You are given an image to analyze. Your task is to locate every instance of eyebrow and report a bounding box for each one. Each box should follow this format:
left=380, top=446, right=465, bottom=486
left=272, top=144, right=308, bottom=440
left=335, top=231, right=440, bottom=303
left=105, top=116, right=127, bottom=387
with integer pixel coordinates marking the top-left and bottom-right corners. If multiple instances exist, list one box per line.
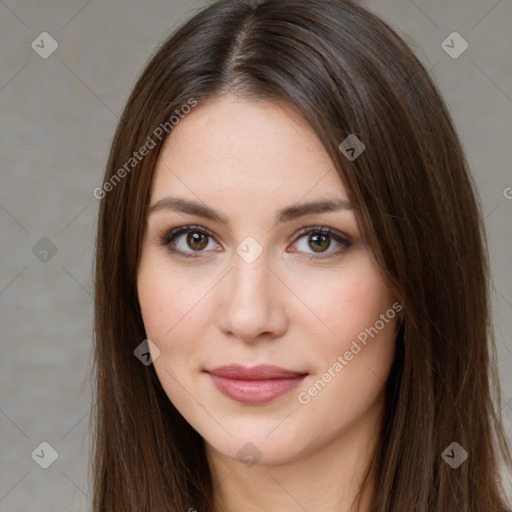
left=148, top=196, right=354, bottom=226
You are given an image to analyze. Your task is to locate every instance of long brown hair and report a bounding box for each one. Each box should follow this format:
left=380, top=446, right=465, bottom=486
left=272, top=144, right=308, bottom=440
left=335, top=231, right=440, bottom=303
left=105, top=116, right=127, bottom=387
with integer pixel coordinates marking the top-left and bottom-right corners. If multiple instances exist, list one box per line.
left=91, top=0, right=512, bottom=510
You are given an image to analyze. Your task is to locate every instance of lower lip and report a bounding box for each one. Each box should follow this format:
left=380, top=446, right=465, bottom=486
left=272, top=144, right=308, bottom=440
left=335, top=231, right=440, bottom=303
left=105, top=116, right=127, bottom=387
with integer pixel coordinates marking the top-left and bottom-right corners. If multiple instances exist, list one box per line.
left=208, top=374, right=306, bottom=404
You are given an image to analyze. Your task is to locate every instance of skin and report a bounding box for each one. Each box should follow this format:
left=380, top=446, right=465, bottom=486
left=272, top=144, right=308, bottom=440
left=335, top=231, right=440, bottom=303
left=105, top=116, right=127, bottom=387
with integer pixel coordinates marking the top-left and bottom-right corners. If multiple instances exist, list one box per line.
left=137, top=94, right=399, bottom=512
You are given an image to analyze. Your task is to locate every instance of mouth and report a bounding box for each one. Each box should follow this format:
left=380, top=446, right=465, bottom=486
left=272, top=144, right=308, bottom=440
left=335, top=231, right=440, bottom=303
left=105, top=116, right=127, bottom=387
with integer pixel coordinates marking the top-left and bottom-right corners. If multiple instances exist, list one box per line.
left=204, top=364, right=308, bottom=405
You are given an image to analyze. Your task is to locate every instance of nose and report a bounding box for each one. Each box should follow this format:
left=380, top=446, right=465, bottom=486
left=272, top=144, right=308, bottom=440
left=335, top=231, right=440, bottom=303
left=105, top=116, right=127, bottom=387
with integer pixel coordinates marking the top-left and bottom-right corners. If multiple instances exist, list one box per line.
left=216, top=250, right=289, bottom=343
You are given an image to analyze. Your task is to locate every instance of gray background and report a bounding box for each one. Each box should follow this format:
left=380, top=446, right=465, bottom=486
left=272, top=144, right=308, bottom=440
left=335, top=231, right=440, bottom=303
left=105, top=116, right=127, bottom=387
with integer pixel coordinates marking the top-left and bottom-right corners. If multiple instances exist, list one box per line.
left=0, top=0, right=511, bottom=510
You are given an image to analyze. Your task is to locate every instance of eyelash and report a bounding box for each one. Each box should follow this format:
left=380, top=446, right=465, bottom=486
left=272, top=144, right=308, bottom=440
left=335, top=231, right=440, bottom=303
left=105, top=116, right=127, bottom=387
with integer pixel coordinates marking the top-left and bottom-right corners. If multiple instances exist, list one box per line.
left=158, top=225, right=353, bottom=260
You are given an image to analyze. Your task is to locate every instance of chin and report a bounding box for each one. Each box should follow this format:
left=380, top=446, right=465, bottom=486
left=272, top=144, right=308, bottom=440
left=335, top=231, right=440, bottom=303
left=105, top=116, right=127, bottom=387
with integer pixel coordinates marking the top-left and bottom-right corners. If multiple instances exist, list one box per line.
left=202, top=418, right=322, bottom=467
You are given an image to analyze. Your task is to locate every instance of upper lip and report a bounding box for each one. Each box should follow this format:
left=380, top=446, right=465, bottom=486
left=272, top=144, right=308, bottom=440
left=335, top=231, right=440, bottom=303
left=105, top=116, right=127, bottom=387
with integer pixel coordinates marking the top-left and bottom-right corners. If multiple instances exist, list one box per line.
left=206, top=364, right=307, bottom=380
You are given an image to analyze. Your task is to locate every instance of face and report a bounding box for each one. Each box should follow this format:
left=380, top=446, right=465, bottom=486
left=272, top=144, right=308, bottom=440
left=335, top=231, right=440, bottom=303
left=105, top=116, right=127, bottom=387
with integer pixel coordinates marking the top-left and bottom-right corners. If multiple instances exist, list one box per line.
left=137, top=94, right=399, bottom=466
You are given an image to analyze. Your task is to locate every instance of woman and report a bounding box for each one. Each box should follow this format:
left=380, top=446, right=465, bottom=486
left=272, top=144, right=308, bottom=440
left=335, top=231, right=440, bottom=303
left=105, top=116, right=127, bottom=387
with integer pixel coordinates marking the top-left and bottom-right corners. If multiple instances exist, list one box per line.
left=92, top=0, right=512, bottom=510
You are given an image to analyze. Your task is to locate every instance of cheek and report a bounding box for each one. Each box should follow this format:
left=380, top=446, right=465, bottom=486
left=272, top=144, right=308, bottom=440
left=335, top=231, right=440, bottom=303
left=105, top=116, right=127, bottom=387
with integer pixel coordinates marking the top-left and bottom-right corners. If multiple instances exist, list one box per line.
left=289, top=257, right=394, bottom=346
left=294, top=262, right=397, bottom=428
left=292, top=257, right=398, bottom=402
left=137, top=259, right=210, bottom=342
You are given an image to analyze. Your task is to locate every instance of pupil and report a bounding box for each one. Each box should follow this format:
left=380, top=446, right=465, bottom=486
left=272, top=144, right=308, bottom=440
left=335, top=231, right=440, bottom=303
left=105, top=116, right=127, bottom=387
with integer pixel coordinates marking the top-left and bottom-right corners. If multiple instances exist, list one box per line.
left=188, top=232, right=207, bottom=250
left=310, top=234, right=330, bottom=252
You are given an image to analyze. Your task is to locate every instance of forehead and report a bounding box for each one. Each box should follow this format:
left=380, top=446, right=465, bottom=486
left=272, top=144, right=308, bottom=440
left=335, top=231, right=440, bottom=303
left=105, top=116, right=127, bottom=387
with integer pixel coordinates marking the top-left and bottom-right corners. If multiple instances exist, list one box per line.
left=150, top=94, right=349, bottom=207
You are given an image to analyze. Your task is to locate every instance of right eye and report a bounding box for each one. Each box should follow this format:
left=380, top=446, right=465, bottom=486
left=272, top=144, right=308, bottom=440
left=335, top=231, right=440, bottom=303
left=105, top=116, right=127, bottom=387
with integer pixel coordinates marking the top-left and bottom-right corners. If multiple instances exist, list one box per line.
left=159, top=225, right=220, bottom=259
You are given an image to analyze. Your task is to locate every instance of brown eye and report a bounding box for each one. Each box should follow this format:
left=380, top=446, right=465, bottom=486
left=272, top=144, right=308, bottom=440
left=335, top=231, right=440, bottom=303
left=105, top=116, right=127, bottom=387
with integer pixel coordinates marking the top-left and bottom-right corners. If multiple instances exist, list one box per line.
left=160, top=225, right=218, bottom=259
left=308, top=233, right=331, bottom=252
left=292, top=226, right=352, bottom=258
left=187, top=232, right=209, bottom=251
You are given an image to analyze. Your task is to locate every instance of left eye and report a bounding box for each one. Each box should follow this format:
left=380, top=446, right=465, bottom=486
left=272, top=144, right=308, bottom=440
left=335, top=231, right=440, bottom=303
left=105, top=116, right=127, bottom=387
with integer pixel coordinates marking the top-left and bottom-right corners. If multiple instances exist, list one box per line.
left=291, top=227, right=352, bottom=257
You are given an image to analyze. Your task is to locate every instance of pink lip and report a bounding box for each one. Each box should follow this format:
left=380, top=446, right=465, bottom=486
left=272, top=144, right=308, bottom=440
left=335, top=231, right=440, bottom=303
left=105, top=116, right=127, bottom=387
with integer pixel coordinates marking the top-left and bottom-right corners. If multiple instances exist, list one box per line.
left=206, top=364, right=307, bottom=404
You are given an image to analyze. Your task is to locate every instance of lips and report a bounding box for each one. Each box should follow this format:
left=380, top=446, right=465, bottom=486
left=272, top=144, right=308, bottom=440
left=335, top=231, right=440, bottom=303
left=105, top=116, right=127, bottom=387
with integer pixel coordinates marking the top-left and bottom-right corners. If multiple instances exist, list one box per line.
left=205, top=364, right=307, bottom=404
